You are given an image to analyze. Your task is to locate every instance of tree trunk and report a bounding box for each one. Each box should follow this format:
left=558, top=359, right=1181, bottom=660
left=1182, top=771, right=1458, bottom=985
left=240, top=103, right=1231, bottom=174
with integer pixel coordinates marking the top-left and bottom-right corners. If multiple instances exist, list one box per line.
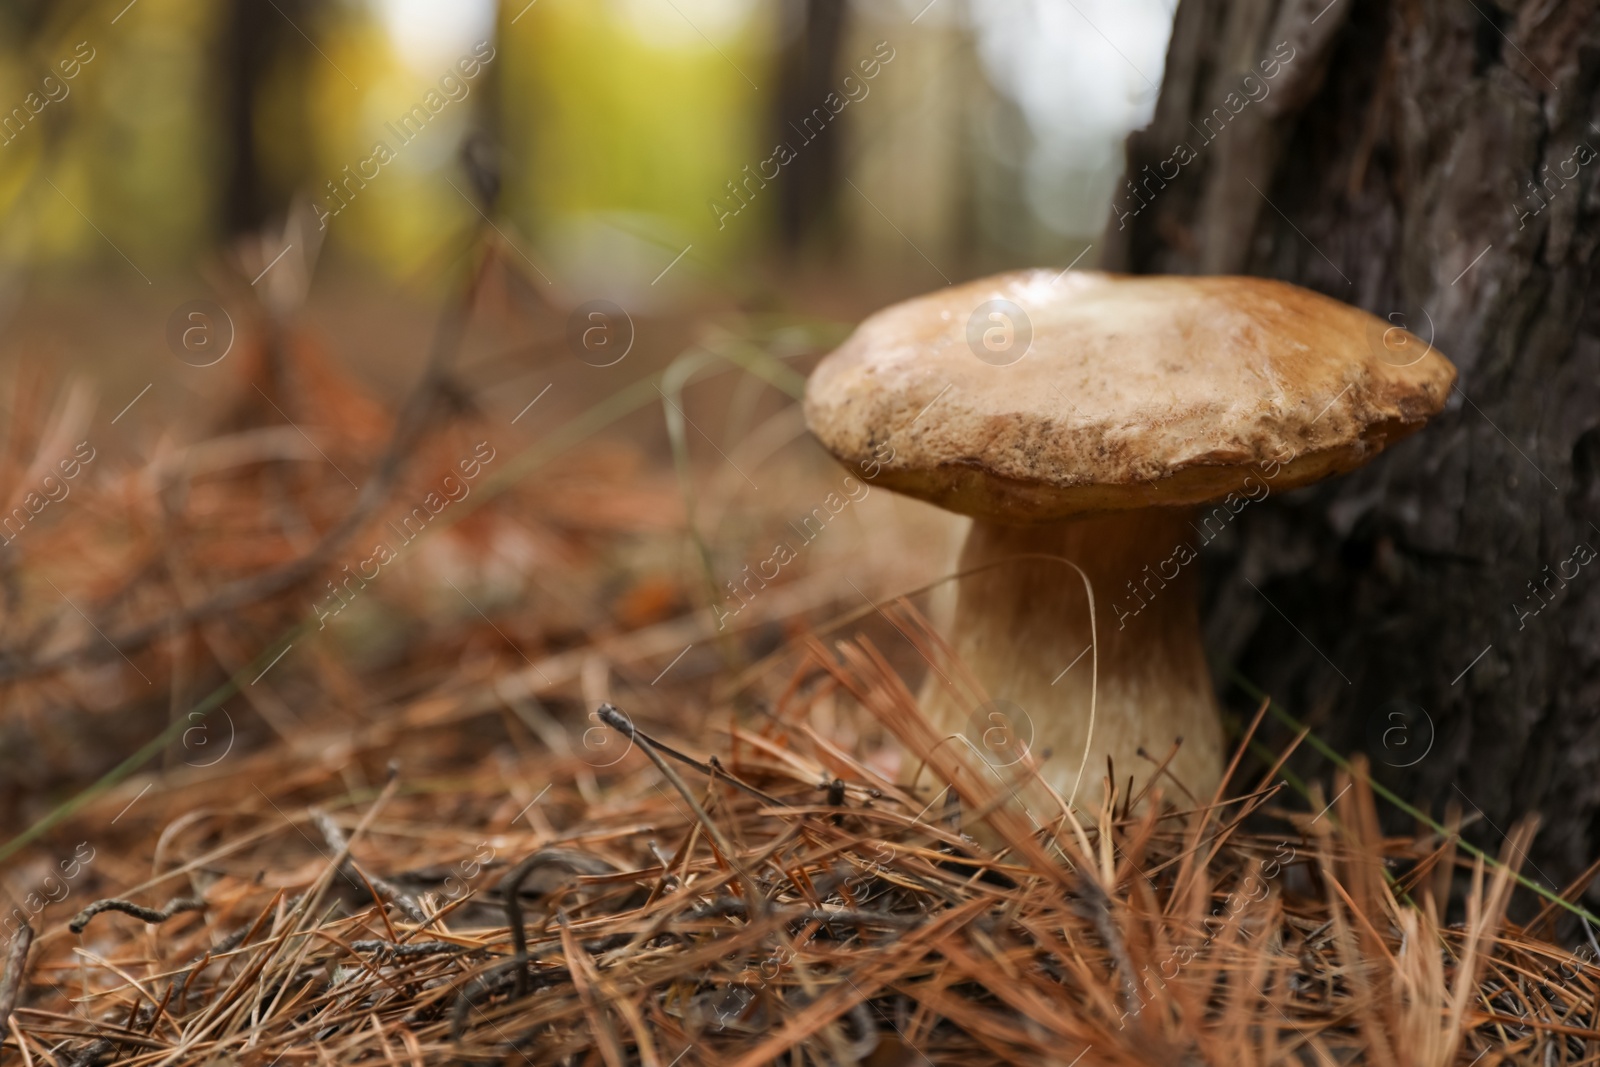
left=773, top=0, right=849, bottom=249
left=219, top=0, right=312, bottom=236
left=1103, top=0, right=1600, bottom=895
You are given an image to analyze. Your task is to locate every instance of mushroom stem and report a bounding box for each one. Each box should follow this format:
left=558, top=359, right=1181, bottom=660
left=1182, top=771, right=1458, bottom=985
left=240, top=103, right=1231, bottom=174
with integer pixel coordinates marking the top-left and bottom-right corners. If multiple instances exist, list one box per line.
left=919, top=508, right=1225, bottom=808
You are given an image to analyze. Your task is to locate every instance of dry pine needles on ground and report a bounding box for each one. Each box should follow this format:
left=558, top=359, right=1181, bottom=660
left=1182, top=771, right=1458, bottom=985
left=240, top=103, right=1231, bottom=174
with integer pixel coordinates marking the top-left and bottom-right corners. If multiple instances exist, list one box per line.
left=4, top=238, right=1599, bottom=1065
left=6, top=625, right=1600, bottom=1067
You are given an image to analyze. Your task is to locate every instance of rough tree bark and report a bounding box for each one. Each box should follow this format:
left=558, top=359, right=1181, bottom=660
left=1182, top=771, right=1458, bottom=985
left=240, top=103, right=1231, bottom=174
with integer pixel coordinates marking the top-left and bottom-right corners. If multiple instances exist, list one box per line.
left=1103, top=0, right=1600, bottom=893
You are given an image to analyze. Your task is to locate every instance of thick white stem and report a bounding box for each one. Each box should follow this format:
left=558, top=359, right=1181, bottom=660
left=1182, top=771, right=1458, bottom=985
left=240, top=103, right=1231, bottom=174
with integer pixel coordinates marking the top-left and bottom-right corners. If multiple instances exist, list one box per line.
left=918, top=509, right=1225, bottom=809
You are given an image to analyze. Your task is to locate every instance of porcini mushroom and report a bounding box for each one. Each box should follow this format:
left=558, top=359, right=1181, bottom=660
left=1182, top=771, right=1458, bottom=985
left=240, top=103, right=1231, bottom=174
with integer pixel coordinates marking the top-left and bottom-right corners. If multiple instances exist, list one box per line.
left=803, top=270, right=1456, bottom=806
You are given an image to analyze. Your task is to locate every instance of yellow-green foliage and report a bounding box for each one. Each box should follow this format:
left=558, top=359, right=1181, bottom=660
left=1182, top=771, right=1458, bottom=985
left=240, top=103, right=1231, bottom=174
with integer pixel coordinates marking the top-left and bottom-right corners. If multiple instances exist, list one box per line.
left=500, top=0, right=774, bottom=274
left=306, top=12, right=487, bottom=276
left=0, top=0, right=219, bottom=270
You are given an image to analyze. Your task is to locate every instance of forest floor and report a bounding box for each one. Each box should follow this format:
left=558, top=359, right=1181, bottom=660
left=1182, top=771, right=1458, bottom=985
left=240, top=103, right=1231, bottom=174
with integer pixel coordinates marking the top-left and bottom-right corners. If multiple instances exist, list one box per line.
left=3, top=249, right=1599, bottom=1066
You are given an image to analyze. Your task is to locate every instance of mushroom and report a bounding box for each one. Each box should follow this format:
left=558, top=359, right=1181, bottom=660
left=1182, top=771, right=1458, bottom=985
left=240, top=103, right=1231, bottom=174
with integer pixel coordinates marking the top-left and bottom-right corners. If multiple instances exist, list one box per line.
left=803, top=270, right=1456, bottom=806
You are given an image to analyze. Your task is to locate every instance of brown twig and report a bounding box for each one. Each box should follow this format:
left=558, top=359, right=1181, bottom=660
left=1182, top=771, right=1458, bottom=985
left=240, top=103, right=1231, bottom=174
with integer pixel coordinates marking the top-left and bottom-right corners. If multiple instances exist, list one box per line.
left=68, top=897, right=204, bottom=936
left=0, top=922, right=33, bottom=1035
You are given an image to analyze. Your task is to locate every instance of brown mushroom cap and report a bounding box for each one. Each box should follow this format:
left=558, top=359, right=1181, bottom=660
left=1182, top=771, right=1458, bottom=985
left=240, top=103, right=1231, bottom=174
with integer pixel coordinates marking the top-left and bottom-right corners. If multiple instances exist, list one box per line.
left=804, top=270, right=1458, bottom=522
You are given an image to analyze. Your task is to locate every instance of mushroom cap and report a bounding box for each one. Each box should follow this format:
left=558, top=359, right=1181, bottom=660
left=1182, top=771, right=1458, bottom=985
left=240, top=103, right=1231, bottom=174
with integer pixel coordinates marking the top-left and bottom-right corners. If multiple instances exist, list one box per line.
left=804, top=270, right=1457, bottom=522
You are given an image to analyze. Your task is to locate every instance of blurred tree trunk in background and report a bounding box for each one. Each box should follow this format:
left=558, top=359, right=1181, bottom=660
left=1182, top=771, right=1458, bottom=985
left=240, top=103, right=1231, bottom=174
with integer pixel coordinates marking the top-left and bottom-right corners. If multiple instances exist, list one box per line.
left=1105, top=0, right=1600, bottom=896
left=0, top=3, right=52, bottom=52
left=220, top=0, right=311, bottom=235
left=773, top=0, right=848, bottom=248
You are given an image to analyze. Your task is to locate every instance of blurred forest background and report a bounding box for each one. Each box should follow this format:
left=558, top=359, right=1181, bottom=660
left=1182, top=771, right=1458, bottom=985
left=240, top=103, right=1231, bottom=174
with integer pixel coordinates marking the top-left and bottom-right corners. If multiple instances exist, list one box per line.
left=0, top=0, right=1173, bottom=334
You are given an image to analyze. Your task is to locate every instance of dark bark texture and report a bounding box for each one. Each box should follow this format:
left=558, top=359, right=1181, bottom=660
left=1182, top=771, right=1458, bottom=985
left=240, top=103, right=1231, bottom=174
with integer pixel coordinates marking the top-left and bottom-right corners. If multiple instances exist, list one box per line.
left=1104, top=0, right=1600, bottom=894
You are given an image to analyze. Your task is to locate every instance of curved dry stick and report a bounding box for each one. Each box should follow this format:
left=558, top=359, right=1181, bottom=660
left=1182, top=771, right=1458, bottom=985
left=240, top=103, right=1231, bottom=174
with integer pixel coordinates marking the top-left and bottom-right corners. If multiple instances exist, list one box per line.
left=68, top=896, right=204, bottom=935
left=499, top=848, right=618, bottom=996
